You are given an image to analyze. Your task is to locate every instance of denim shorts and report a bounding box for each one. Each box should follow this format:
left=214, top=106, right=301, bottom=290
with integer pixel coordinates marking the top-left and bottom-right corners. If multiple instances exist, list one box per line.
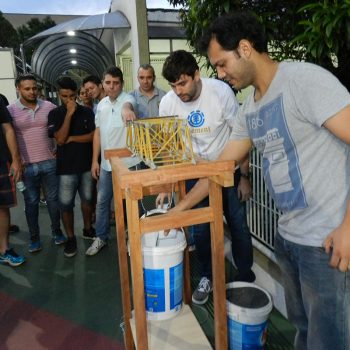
left=0, top=161, right=17, bottom=208
left=58, top=171, right=94, bottom=210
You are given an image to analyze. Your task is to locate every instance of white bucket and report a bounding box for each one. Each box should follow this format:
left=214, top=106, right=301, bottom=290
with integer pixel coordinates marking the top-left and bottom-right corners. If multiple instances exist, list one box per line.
left=226, top=282, right=273, bottom=350
left=141, top=209, right=187, bottom=321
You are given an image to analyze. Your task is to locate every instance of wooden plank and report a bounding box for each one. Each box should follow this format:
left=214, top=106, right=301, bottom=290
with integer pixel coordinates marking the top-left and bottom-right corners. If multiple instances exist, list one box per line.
left=111, top=157, right=236, bottom=188
left=111, top=174, right=134, bottom=349
left=209, top=179, right=228, bottom=350
left=130, top=305, right=212, bottom=349
left=126, top=194, right=148, bottom=349
left=105, top=147, right=132, bottom=159
left=209, top=172, right=234, bottom=187
left=179, top=180, right=192, bottom=305
left=140, top=207, right=214, bottom=234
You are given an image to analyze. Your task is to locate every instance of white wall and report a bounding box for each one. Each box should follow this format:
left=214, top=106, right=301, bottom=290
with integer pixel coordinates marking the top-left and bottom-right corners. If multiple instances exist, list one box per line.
left=0, top=49, right=17, bottom=103
left=111, top=0, right=149, bottom=87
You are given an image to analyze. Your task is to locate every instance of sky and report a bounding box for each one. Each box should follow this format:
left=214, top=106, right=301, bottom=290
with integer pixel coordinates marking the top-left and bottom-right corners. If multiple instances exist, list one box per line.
left=0, top=0, right=178, bottom=15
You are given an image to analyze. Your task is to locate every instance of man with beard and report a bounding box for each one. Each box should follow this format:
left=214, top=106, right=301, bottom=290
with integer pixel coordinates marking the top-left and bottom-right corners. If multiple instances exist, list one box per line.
left=7, top=74, right=65, bottom=253
left=157, top=50, right=255, bottom=305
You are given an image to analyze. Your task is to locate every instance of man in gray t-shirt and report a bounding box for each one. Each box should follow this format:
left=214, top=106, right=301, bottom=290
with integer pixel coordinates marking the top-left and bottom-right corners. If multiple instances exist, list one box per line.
left=130, top=64, right=166, bottom=118
left=176, top=12, right=350, bottom=350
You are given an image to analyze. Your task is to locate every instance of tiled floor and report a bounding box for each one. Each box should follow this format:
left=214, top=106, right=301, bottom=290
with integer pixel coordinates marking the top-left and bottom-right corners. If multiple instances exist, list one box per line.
left=0, top=195, right=295, bottom=349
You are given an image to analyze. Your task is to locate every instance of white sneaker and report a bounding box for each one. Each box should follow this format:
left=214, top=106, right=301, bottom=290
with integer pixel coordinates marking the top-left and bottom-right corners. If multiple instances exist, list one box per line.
left=85, top=237, right=106, bottom=256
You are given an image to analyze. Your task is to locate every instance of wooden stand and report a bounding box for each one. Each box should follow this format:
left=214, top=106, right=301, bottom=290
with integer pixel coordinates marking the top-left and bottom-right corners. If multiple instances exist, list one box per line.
left=106, top=148, right=235, bottom=350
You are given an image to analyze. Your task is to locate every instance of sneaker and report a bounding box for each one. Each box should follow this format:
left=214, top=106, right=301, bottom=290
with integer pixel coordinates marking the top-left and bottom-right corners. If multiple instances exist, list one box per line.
left=39, top=199, right=47, bottom=206
left=0, top=248, right=25, bottom=267
left=28, top=241, right=42, bottom=253
left=9, top=224, right=20, bottom=234
left=192, top=277, right=212, bottom=305
left=54, top=232, right=67, bottom=245
left=82, top=227, right=96, bottom=240
left=64, top=237, right=77, bottom=257
left=85, top=237, right=106, bottom=256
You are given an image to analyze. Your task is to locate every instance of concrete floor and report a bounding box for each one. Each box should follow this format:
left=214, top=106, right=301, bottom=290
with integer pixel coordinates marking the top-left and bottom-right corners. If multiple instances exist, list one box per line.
left=1, top=194, right=295, bottom=349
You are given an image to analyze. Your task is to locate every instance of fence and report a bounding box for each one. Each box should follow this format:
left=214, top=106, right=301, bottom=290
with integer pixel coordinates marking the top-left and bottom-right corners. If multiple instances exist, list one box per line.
left=247, top=147, right=281, bottom=262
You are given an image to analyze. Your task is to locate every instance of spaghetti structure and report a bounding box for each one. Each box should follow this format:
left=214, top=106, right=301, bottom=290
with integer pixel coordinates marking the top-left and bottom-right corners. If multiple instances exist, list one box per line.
left=126, top=116, right=196, bottom=169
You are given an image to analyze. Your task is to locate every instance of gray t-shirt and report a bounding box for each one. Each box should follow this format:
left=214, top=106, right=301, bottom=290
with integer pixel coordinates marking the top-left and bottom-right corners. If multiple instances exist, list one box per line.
left=231, top=61, right=350, bottom=246
left=130, top=86, right=166, bottom=118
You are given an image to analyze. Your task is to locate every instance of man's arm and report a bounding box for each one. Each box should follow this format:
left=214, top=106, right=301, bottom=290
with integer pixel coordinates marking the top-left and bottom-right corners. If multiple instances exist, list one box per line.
left=2, top=123, right=22, bottom=182
left=54, top=100, right=77, bottom=145
left=237, top=155, right=252, bottom=202
left=323, top=104, right=350, bottom=144
left=121, top=102, right=137, bottom=124
left=66, top=131, right=94, bottom=144
left=173, top=138, right=253, bottom=212
left=322, top=104, right=350, bottom=271
left=91, top=127, right=101, bottom=180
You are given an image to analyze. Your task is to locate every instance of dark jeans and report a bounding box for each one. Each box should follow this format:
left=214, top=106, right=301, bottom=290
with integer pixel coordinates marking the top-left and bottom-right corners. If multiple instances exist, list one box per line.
left=186, top=171, right=253, bottom=279
left=22, top=159, right=61, bottom=243
left=275, top=232, right=350, bottom=350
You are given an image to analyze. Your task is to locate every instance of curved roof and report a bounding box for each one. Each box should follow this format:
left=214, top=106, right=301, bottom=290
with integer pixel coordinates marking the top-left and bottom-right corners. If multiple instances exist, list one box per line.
left=31, top=31, right=114, bottom=86
left=26, top=12, right=130, bottom=44
left=27, top=11, right=130, bottom=86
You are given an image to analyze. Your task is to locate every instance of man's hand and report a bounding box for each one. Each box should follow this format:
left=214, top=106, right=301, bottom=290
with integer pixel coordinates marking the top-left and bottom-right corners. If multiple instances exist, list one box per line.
left=66, top=99, right=77, bottom=116
left=10, top=158, right=22, bottom=183
left=323, top=223, right=350, bottom=272
left=121, top=103, right=137, bottom=125
left=91, top=161, right=100, bottom=180
left=155, top=192, right=171, bottom=209
left=237, top=177, right=252, bottom=202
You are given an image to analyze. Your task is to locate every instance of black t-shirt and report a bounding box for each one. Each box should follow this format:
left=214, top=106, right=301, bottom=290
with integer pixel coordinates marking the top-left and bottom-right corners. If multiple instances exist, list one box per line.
left=48, top=104, right=95, bottom=175
left=0, top=97, right=12, bottom=162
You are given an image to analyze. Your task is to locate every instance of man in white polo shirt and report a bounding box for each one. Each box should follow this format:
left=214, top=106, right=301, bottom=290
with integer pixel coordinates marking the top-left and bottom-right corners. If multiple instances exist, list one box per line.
left=86, top=66, right=138, bottom=256
left=7, top=74, right=65, bottom=253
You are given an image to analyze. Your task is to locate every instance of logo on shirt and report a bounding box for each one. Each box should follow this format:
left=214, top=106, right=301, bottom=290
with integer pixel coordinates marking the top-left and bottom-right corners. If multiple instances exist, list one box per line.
left=188, top=110, right=204, bottom=127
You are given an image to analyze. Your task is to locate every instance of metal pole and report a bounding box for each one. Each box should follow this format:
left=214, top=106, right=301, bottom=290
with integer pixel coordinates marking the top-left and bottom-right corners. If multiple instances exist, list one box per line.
left=20, top=44, right=27, bottom=73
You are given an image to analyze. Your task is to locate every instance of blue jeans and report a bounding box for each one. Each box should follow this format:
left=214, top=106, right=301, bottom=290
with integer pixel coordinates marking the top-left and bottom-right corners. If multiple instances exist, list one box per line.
left=274, top=232, right=350, bottom=350
left=22, top=159, right=61, bottom=242
left=58, top=171, right=94, bottom=210
left=95, top=168, right=113, bottom=241
left=186, top=172, right=253, bottom=279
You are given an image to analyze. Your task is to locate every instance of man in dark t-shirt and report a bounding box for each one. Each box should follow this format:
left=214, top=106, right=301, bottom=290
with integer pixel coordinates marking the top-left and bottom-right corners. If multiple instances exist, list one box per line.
left=48, top=77, right=95, bottom=258
left=0, top=98, right=25, bottom=266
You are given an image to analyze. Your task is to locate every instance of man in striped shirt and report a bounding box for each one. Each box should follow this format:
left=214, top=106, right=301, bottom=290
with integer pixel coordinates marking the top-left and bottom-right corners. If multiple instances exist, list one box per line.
left=7, top=74, right=66, bottom=253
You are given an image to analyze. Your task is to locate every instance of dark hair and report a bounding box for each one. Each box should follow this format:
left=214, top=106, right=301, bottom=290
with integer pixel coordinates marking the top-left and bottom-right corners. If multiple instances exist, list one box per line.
left=82, top=75, right=102, bottom=86
left=162, top=50, right=199, bottom=83
left=56, top=76, right=77, bottom=91
left=15, top=73, right=37, bottom=87
left=138, top=64, right=155, bottom=77
left=103, top=66, right=124, bottom=82
left=198, top=12, right=267, bottom=54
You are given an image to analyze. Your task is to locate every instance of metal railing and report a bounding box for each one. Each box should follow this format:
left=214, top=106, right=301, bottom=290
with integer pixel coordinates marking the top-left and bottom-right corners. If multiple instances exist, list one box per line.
left=247, top=148, right=281, bottom=261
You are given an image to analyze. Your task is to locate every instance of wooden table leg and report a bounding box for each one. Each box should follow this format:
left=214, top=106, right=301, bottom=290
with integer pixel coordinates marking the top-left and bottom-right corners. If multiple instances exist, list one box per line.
left=112, top=176, right=134, bottom=349
left=209, top=179, right=228, bottom=350
left=126, top=192, right=148, bottom=349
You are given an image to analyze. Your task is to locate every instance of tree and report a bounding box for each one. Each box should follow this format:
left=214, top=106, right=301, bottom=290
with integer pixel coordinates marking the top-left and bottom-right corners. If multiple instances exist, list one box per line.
left=168, top=0, right=350, bottom=90
left=17, top=16, right=56, bottom=63
left=292, top=1, right=350, bottom=89
left=0, top=11, right=19, bottom=49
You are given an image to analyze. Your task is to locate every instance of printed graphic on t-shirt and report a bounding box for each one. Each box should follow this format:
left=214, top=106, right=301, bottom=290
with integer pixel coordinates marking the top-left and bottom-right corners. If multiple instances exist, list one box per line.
left=187, top=110, right=210, bottom=134
left=246, top=95, right=307, bottom=212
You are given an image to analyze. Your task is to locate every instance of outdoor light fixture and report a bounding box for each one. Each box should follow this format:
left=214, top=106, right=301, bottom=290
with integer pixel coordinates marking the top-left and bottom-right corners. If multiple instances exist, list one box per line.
left=67, top=31, right=75, bottom=36
left=71, top=60, right=77, bottom=65
left=69, top=48, right=77, bottom=54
